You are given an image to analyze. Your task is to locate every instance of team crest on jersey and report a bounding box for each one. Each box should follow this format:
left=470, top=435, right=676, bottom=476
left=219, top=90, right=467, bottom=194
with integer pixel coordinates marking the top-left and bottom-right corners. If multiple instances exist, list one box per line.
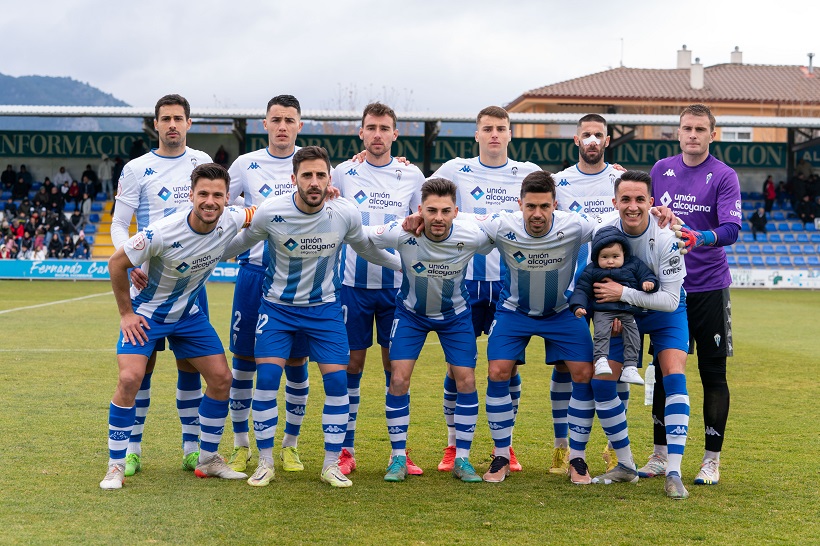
left=396, top=169, right=402, bottom=180
left=649, top=238, right=655, bottom=251
left=475, top=214, right=489, bottom=221
left=609, top=173, right=616, bottom=185
left=556, top=230, right=565, bottom=240
left=376, top=225, right=387, bottom=235
left=706, top=172, right=713, bottom=184
left=456, top=242, right=464, bottom=252
left=217, top=226, right=224, bottom=237
left=191, top=158, right=198, bottom=167
left=511, top=167, right=518, bottom=175
left=670, top=256, right=680, bottom=267
left=132, top=232, right=146, bottom=251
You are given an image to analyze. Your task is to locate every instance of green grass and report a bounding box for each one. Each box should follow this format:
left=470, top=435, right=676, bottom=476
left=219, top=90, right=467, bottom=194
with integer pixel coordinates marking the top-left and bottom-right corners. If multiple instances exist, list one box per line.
left=0, top=282, right=818, bottom=545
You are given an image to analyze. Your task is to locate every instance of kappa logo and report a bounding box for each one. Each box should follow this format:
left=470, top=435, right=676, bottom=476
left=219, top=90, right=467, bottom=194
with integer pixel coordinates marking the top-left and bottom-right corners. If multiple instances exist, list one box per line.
left=229, top=401, right=247, bottom=410
left=459, top=165, right=472, bottom=173
left=669, top=425, right=688, bottom=435
left=513, top=251, right=527, bottom=263
left=470, top=186, right=485, bottom=200
left=442, top=407, right=455, bottom=415
left=412, top=262, right=427, bottom=274
left=248, top=162, right=260, bottom=170
left=354, top=190, right=368, bottom=204
left=145, top=229, right=154, bottom=241
left=144, top=168, right=157, bottom=177
left=171, top=241, right=183, bottom=249
left=403, top=238, right=418, bottom=246
left=288, top=407, right=306, bottom=415
left=558, top=179, right=571, bottom=187
left=253, top=422, right=270, bottom=431
left=705, top=426, right=722, bottom=437
left=465, top=425, right=476, bottom=433
left=569, top=425, right=590, bottom=434
left=271, top=215, right=285, bottom=223
left=660, top=191, right=672, bottom=207
left=158, top=187, right=171, bottom=201
left=324, top=425, right=346, bottom=434
left=176, top=262, right=190, bottom=273
left=259, top=184, right=272, bottom=197
left=713, top=333, right=721, bottom=347
left=488, top=422, right=504, bottom=430
left=284, top=238, right=299, bottom=251
left=670, top=242, right=679, bottom=253
left=345, top=168, right=359, bottom=176
left=652, top=416, right=664, bottom=426
left=387, top=426, right=404, bottom=434
left=663, top=169, right=676, bottom=177
left=504, top=231, right=517, bottom=241
left=109, top=431, right=128, bottom=441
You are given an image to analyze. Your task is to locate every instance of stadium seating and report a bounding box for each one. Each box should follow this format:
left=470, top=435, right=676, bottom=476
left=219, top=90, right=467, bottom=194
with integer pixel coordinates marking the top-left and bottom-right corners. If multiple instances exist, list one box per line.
left=772, top=211, right=786, bottom=221
left=794, top=256, right=807, bottom=267
left=735, top=244, right=747, bottom=254
left=778, top=256, right=791, bottom=267
left=748, top=245, right=761, bottom=255
left=752, top=256, right=764, bottom=267
left=789, top=245, right=802, bottom=254
left=762, top=245, right=775, bottom=255
left=770, top=234, right=782, bottom=243
left=91, top=203, right=103, bottom=212
left=727, top=255, right=737, bottom=266
left=797, top=233, right=809, bottom=243
left=809, top=256, right=820, bottom=266
left=777, top=222, right=790, bottom=231
left=784, top=234, right=797, bottom=243
left=738, top=256, right=751, bottom=267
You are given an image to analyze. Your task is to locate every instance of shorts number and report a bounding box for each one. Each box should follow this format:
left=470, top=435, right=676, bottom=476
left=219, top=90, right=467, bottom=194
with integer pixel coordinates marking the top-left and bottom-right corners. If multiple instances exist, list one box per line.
left=487, top=319, right=497, bottom=337
left=390, top=318, right=400, bottom=340
left=232, top=311, right=242, bottom=332
left=255, top=313, right=269, bottom=335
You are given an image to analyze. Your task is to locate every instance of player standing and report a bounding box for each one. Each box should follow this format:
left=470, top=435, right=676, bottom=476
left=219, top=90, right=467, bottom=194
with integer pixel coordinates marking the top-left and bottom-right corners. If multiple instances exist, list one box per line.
left=100, top=163, right=252, bottom=489
left=643, top=104, right=741, bottom=487
left=430, top=106, right=541, bottom=472
left=110, top=94, right=211, bottom=476
left=331, top=102, right=424, bottom=475
left=224, top=95, right=312, bottom=474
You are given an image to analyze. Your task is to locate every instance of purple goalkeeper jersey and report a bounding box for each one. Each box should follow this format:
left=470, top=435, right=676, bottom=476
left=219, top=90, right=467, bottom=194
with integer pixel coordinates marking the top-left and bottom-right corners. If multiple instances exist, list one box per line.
left=651, top=154, right=741, bottom=293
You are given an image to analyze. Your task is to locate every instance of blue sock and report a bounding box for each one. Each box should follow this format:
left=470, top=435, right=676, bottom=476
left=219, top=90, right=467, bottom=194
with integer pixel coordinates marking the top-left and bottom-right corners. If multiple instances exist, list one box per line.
left=443, top=374, right=457, bottom=446
left=283, top=362, right=309, bottom=442
left=592, top=379, right=634, bottom=469
left=176, top=370, right=202, bottom=449
left=198, top=395, right=228, bottom=458
left=486, top=379, right=513, bottom=458
left=455, top=390, right=479, bottom=459
left=343, top=371, right=363, bottom=450
left=550, top=369, right=572, bottom=445
left=229, top=357, right=255, bottom=436
left=108, top=402, right=136, bottom=465
left=663, top=373, right=690, bottom=476
left=253, top=364, right=283, bottom=455
left=127, top=372, right=151, bottom=456
left=321, top=370, right=348, bottom=454
left=386, top=392, right=410, bottom=455
left=567, top=381, right=594, bottom=459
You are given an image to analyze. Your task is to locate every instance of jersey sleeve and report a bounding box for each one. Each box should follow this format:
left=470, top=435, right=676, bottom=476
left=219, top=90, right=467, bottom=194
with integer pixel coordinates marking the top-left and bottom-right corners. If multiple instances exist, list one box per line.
left=431, top=160, right=457, bottom=181
left=116, top=165, right=140, bottom=210
left=123, top=226, right=162, bottom=267
left=365, top=220, right=403, bottom=249
left=716, top=170, right=742, bottom=226
left=228, top=158, right=247, bottom=206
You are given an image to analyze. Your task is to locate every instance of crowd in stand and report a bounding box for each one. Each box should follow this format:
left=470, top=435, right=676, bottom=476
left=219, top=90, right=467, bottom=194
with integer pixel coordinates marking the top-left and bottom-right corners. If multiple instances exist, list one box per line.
left=0, top=160, right=122, bottom=260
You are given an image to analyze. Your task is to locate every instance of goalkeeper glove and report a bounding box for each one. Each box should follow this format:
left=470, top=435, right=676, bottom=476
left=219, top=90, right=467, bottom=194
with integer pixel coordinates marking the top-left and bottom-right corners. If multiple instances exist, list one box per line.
left=676, top=225, right=716, bottom=254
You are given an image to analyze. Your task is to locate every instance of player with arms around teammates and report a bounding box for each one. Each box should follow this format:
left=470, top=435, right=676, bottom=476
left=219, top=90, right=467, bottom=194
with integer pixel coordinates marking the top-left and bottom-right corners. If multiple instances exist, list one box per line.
left=430, top=106, right=541, bottom=472
left=224, top=95, right=313, bottom=475
left=331, top=102, right=424, bottom=476
left=110, top=94, right=212, bottom=477
left=101, top=163, right=254, bottom=490
left=645, top=104, right=741, bottom=487
left=225, top=146, right=401, bottom=488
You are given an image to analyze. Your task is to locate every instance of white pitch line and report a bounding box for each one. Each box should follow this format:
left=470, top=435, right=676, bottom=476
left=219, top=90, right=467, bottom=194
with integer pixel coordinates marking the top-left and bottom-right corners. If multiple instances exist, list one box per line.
left=0, top=348, right=116, bottom=353
left=0, top=291, right=112, bottom=315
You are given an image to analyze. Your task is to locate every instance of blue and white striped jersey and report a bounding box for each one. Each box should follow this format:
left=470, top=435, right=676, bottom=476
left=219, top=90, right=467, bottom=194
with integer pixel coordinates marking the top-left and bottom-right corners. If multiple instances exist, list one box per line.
left=123, top=206, right=253, bottom=323
left=553, top=163, right=619, bottom=222
left=368, top=218, right=494, bottom=320
left=432, top=156, right=541, bottom=282
left=472, top=210, right=593, bottom=316
left=244, top=192, right=400, bottom=307
left=332, top=158, right=423, bottom=289
left=228, top=146, right=300, bottom=267
left=116, top=147, right=213, bottom=231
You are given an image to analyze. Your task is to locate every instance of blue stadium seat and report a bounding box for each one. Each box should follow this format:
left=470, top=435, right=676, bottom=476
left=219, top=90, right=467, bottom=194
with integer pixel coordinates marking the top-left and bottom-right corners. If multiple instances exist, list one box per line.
left=775, top=245, right=788, bottom=254
left=748, top=245, right=761, bottom=254
left=769, top=233, right=782, bottom=243
left=0, top=190, right=10, bottom=200
left=735, top=244, right=748, bottom=254
left=83, top=224, right=97, bottom=234
left=808, top=256, right=820, bottom=266
left=740, top=192, right=751, bottom=200
left=784, top=234, right=797, bottom=243
left=63, top=202, right=75, bottom=212
left=742, top=201, right=755, bottom=211
left=797, top=233, right=809, bottom=243
left=777, top=222, right=790, bottom=231
left=85, top=235, right=95, bottom=245
left=95, top=192, right=107, bottom=202
left=738, top=256, right=751, bottom=266
left=31, top=182, right=41, bottom=191
left=742, top=233, right=756, bottom=243
left=727, top=255, right=737, bottom=266
left=772, top=211, right=785, bottom=221
left=91, top=203, right=103, bottom=212
left=741, top=222, right=750, bottom=231
left=28, top=190, right=37, bottom=199
left=724, top=245, right=734, bottom=254
left=813, top=234, right=820, bottom=244
left=89, top=213, right=100, bottom=223
left=751, top=192, right=763, bottom=200
left=789, top=245, right=802, bottom=254
left=806, top=223, right=817, bottom=232
left=791, top=223, right=804, bottom=232
left=803, top=245, right=815, bottom=254
left=752, top=256, right=764, bottom=267
left=793, top=256, right=806, bottom=267
left=762, top=245, right=775, bottom=254
left=765, top=256, right=778, bottom=267
left=777, top=256, right=791, bottom=267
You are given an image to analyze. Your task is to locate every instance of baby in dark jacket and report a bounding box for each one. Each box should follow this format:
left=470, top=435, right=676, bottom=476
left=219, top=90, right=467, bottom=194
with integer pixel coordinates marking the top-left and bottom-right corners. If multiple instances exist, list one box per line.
left=569, top=226, right=658, bottom=385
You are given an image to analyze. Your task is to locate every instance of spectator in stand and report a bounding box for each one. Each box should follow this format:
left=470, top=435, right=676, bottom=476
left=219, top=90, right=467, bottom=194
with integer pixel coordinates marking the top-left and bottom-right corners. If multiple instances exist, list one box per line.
left=98, top=154, right=114, bottom=199
left=53, top=166, right=72, bottom=187
left=32, top=242, right=46, bottom=260
left=791, top=173, right=807, bottom=213
left=112, top=156, right=125, bottom=186
left=60, top=233, right=75, bottom=259
left=79, top=192, right=92, bottom=219
left=0, top=238, right=15, bottom=259
left=18, top=241, right=33, bottom=260
left=762, top=176, right=776, bottom=213
left=23, top=213, right=40, bottom=238
left=70, top=209, right=85, bottom=232
left=42, top=177, right=54, bottom=195
left=796, top=194, right=816, bottom=226
left=2, top=165, right=16, bottom=190
left=214, top=145, right=229, bottom=168
left=776, top=181, right=788, bottom=210
left=73, top=231, right=91, bottom=259
left=48, top=186, right=64, bottom=215
left=33, top=186, right=50, bottom=210
left=20, top=231, right=33, bottom=254
left=18, top=197, right=32, bottom=216
left=61, top=180, right=71, bottom=197
left=12, top=176, right=29, bottom=199
left=47, top=232, right=62, bottom=258
left=33, top=227, right=46, bottom=250
left=4, top=198, right=18, bottom=220
left=17, top=165, right=32, bottom=187
left=82, top=164, right=99, bottom=195
left=67, top=180, right=81, bottom=206
left=10, top=218, right=24, bottom=245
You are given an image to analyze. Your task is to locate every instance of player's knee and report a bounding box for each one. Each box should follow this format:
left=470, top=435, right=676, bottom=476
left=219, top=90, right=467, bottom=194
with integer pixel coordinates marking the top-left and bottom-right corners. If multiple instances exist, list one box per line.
left=347, top=350, right=366, bottom=374
left=569, top=366, right=593, bottom=384
left=697, top=356, right=727, bottom=379
left=115, top=370, right=144, bottom=404
left=487, top=361, right=514, bottom=382
left=207, top=367, right=233, bottom=397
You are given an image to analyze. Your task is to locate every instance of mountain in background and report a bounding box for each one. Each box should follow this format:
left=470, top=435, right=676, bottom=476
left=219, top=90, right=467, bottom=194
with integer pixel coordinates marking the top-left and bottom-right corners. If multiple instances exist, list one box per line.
left=0, top=73, right=141, bottom=132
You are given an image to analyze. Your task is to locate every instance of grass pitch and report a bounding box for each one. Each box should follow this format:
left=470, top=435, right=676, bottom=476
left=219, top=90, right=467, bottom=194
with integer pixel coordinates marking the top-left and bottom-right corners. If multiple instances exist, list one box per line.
left=0, top=281, right=818, bottom=545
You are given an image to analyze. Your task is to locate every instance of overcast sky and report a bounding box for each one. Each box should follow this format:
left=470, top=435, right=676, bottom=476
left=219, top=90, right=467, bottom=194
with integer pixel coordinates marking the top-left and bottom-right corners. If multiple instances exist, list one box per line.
left=2, top=0, right=818, bottom=115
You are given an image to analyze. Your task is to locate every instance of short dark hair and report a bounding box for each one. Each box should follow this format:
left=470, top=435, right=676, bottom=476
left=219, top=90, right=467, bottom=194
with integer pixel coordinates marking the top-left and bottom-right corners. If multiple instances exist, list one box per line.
left=421, top=177, right=457, bottom=203
left=293, top=146, right=331, bottom=175
left=680, top=103, right=716, bottom=131
left=520, top=170, right=554, bottom=199
left=614, top=170, right=652, bottom=195
left=155, top=94, right=191, bottom=120
left=577, top=113, right=607, bottom=130
left=267, top=95, right=301, bottom=115
left=190, top=163, right=230, bottom=190
left=362, top=102, right=397, bottom=129
left=476, top=106, right=509, bottom=125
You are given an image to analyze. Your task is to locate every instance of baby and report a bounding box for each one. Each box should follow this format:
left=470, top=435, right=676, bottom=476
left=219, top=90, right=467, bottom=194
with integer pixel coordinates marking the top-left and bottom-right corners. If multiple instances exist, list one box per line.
left=569, top=226, right=659, bottom=385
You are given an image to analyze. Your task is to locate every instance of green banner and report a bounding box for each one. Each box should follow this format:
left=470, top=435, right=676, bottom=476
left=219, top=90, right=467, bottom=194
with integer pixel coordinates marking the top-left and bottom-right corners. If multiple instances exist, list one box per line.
left=0, top=131, right=149, bottom=159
